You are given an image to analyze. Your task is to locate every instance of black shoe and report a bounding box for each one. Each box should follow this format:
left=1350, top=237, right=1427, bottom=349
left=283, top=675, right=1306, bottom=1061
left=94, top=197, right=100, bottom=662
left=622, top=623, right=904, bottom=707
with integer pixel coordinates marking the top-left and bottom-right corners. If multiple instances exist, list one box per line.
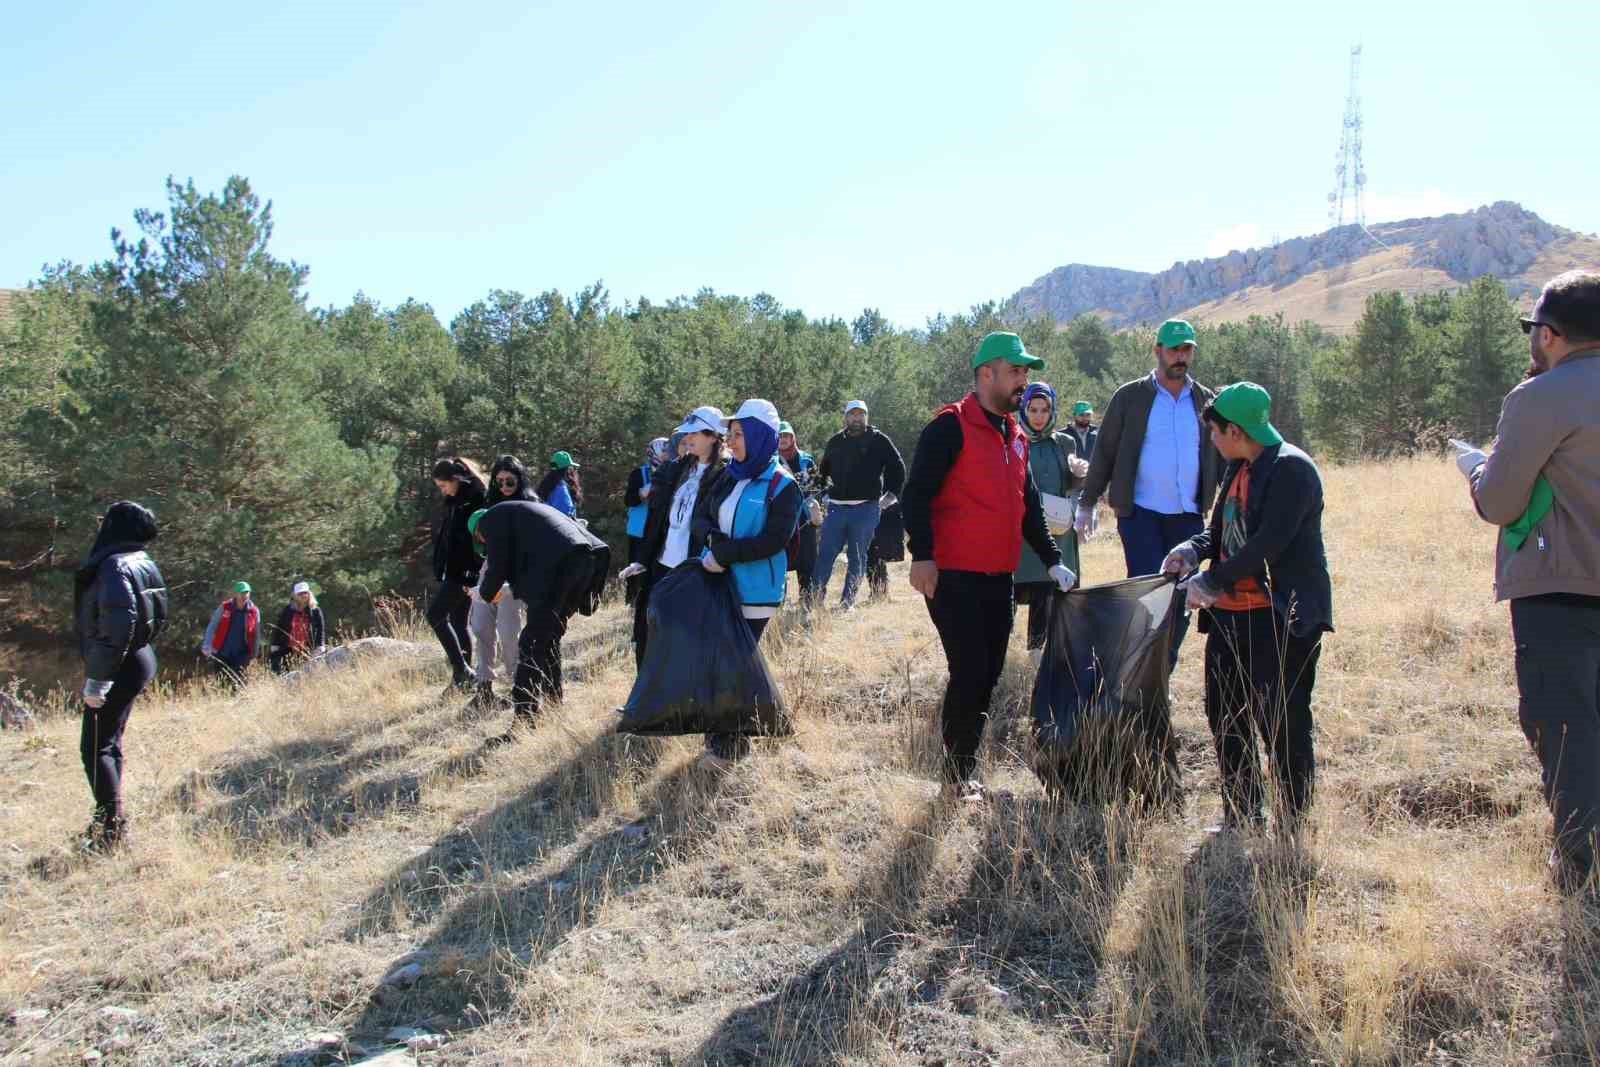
left=466, top=681, right=497, bottom=709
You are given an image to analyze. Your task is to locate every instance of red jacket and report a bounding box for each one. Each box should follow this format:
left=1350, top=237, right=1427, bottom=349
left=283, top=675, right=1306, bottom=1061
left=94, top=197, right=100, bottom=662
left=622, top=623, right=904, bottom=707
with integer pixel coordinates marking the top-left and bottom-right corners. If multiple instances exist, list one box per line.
left=930, top=393, right=1030, bottom=573
left=209, top=599, right=259, bottom=657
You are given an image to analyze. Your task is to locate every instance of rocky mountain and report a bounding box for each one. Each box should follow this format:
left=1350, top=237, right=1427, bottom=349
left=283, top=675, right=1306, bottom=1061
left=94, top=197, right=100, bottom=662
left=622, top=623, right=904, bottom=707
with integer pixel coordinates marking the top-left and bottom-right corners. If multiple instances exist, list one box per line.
left=1009, top=202, right=1600, bottom=333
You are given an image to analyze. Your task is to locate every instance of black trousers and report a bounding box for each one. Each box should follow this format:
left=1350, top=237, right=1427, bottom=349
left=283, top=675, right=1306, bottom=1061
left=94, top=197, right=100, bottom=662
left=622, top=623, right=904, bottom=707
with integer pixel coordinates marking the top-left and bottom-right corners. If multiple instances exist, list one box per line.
left=80, top=646, right=156, bottom=824
left=1511, top=594, right=1600, bottom=880
left=706, top=616, right=769, bottom=760
left=427, top=580, right=474, bottom=682
left=511, top=565, right=589, bottom=721
left=790, top=524, right=818, bottom=606
left=626, top=536, right=646, bottom=606
left=1203, top=607, right=1321, bottom=822
left=926, top=570, right=1015, bottom=783
left=1014, top=581, right=1053, bottom=651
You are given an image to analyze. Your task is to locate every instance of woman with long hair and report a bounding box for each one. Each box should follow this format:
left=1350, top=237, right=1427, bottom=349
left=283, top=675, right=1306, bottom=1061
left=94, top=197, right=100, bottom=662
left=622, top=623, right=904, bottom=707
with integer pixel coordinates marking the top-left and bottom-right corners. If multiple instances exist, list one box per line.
left=75, top=501, right=167, bottom=850
left=465, top=455, right=536, bottom=706
left=269, top=581, right=327, bottom=674
left=628, top=407, right=727, bottom=667
left=429, top=456, right=488, bottom=694
left=537, top=451, right=583, bottom=518
left=692, top=399, right=800, bottom=768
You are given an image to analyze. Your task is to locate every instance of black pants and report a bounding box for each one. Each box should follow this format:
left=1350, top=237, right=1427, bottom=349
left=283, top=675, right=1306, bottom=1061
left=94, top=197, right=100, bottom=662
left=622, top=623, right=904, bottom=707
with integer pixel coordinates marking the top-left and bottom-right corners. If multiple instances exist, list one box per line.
left=510, top=564, right=590, bottom=722
left=210, top=655, right=248, bottom=689
left=633, top=562, right=670, bottom=670
left=1014, top=581, right=1053, bottom=651
left=427, top=580, right=474, bottom=682
left=790, top=524, right=818, bottom=606
left=626, top=535, right=646, bottom=606
left=926, top=570, right=1015, bottom=783
left=80, top=646, right=156, bottom=825
left=706, top=616, right=769, bottom=760
left=1512, top=594, right=1600, bottom=881
left=1203, top=608, right=1321, bottom=822
left=867, top=544, right=890, bottom=600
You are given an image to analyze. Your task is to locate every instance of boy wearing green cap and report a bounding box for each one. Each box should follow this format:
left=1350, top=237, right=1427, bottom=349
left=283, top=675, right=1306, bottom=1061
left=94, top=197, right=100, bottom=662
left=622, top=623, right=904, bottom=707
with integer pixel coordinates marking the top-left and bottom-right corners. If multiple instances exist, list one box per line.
left=1160, top=382, right=1332, bottom=833
left=200, top=581, right=261, bottom=687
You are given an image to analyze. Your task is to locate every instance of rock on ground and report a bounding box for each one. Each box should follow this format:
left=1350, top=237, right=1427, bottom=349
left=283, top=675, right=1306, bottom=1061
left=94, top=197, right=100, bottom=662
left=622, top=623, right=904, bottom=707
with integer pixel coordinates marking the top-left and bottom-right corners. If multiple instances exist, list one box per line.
left=282, top=638, right=438, bottom=685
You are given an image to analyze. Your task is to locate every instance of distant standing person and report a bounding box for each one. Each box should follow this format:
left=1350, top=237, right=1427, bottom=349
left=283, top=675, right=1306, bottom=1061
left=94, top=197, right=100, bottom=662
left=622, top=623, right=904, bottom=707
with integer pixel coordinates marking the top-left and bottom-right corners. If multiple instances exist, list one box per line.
left=776, top=421, right=822, bottom=605
left=1162, top=383, right=1333, bottom=835
left=538, top=451, right=583, bottom=519
left=75, top=501, right=167, bottom=850
left=901, top=333, right=1075, bottom=802
left=269, top=581, right=327, bottom=674
left=1014, top=382, right=1088, bottom=654
left=429, top=457, right=488, bottom=695
left=464, top=456, right=538, bottom=706
left=1068, top=401, right=1099, bottom=463
left=625, top=438, right=672, bottom=605
left=201, top=581, right=260, bottom=687
left=1075, top=319, right=1223, bottom=663
left=812, top=400, right=905, bottom=610
left=1455, top=270, right=1600, bottom=892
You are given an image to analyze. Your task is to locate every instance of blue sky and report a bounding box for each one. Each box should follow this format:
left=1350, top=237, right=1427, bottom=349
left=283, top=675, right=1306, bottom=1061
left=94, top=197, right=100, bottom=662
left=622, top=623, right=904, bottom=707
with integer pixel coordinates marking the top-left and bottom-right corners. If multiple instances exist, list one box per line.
left=5, top=0, right=1596, bottom=329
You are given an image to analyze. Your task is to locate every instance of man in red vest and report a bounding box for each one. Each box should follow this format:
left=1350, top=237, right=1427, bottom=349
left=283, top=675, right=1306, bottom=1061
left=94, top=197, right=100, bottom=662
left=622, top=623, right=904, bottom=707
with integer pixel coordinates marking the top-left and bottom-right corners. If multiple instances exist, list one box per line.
left=902, top=332, right=1076, bottom=802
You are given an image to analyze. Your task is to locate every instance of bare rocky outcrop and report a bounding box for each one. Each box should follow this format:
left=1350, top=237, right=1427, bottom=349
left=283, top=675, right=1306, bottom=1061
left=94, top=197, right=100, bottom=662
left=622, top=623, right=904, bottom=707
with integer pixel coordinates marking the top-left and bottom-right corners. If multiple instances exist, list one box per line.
left=280, top=637, right=438, bottom=685
left=1009, top=202, right=1584, bottom=327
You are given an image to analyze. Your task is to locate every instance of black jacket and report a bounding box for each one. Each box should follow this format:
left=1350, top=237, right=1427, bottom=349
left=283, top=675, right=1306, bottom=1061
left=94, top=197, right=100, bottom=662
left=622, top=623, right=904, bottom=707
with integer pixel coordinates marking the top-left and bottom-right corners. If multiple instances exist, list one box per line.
left=477, top=500, right=611, bottom=616
left=692, top=465, right=803, bottom=569
left=75, top=503, right=168, bottom=685
left=635, top=456, right=728, bottom=584
left=817, top=427, right=906, bottom=502
left=269, top=604, right=326, bottom=673
left=432, top=485, right=487, bottom=585
left=624, top=466, right=648, bottom=509
left=1186, top=442, right=1334, bottom=638
left=1079, top=375, right=1223, bottom=519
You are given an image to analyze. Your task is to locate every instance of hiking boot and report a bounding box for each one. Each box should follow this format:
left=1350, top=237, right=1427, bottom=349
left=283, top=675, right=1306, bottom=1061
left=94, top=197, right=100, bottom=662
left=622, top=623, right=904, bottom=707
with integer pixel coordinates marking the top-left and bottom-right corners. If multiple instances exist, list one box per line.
left=467, top=681, right=498, bottom=710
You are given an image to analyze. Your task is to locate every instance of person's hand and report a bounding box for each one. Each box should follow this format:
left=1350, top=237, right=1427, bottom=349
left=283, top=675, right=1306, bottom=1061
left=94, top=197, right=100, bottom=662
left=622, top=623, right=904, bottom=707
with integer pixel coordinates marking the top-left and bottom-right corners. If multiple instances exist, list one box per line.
left=1448, top=438, right=1487, bottom=479
left=1180, top=572, right=1221, bottom=610
left=878, top=492, right=898, bottom=510
left=909, top=560, right=939, bottom=599
left=466, top=585, right=479, bottom=600
left=1074, top=503, right=1096, bottom=542
left=618, top=562, right=646, bottom=580
left=701, top=552, right=726, bottom=574
left=1048, top=563, right=1077, bottom=592
left=1162, top=544, right=1199, bottom=578
left=82, top=680, right=107, bottom=709
left=640, top=486, right=652, bottom=499
left=1067, top=455, right=1090, bottom=479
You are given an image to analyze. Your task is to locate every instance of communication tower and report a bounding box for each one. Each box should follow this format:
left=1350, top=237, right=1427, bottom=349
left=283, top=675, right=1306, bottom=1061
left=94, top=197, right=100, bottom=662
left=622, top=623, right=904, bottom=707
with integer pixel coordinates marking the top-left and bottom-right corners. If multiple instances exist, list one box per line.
left=1328, top=45, right=1367, bottom=229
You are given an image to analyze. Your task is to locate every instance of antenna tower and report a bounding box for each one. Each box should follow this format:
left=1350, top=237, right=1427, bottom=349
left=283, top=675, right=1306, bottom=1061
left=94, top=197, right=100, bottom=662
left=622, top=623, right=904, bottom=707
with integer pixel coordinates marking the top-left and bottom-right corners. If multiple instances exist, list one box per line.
left=1328, top=45, right=1366, bottom=229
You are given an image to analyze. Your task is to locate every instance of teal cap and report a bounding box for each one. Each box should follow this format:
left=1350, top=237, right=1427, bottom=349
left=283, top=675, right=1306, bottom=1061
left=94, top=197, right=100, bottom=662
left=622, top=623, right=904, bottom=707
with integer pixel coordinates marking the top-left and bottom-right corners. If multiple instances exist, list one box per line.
left=467, top=508, right=489, bottom=557
left=233, top=581, right=251, bottom=595
left=1072, top=401, right=1093, bottom=417
left=551, top=450, right=579, bottom=470
left=1156, top=319, right=1198, bottom=349
left=778, top=421, right=795, bottom=435
left=1213, top=382, right=1283, bottom=447
left=971, top=332, right=1044, bottom=371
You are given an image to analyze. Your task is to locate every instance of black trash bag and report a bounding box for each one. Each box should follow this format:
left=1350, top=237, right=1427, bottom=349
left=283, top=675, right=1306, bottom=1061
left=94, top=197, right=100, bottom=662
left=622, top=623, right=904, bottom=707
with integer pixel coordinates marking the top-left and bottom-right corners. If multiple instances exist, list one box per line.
left=618, top=563, right=791, bottom=738
left=1031, top=574, right=1182, bottom=806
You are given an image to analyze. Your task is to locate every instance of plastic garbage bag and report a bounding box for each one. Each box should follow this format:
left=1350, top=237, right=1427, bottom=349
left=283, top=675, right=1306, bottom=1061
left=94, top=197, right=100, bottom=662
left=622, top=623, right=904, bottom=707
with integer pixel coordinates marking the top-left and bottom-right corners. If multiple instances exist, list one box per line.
left=1030, top=574, right=1182, bottom=804
left=617, top=564, right=791, bottom=738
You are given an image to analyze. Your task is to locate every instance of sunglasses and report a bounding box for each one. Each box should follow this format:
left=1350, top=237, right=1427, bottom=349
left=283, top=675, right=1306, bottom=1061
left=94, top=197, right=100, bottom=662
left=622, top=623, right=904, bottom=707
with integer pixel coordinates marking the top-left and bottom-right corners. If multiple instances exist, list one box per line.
left=496, top=476, right=518, bottom=487
left=1521, top=317, right=1561, bottom=336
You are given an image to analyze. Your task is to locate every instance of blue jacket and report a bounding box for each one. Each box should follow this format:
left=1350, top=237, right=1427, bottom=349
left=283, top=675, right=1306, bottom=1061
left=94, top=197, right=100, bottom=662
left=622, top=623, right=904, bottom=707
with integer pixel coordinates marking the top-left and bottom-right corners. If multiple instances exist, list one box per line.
left=694, top=456, right=801, bottom=609
left=545, top=479, right=576, bottom=518
left=625, top=464, right=652, bottom=537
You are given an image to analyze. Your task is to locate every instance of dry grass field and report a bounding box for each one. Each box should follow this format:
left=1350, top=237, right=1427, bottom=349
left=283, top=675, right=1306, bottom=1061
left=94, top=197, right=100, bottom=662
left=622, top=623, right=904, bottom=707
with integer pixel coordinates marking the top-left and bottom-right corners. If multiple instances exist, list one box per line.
left=3, top=458, right=1597, bottom=1065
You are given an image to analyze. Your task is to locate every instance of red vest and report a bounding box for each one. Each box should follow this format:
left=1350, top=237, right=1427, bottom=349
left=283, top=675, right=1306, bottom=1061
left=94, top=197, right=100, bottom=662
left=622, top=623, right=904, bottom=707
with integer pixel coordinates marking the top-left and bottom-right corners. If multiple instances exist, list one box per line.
left=209, top=599, right=259, bottom=655
left=930, top=392, right=1030, bottom=573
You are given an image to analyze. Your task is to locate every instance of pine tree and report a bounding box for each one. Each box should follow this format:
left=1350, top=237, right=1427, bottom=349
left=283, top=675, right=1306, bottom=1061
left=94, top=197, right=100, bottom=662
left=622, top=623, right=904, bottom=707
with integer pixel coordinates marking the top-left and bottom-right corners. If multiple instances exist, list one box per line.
left=1433, top=277, right=1524, bottom=442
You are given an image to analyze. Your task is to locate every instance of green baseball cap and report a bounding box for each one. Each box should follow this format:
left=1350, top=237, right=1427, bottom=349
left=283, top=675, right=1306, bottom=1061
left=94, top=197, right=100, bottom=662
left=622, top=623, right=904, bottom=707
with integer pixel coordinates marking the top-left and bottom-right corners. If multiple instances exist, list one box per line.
left=778, top=421, right=795, bottom=435
left=971, top=331, right=1045, bottom=371
left=233, top=581, right=252, bottom=595
left=1213, top=382, right=1283, bottom=447
left=1072, top=401, right=1093, bottom=417
left=1156, top=319, right=1198, bottom=349
left=466, top=508, right=489, bottom=557
left=550, top=450, right=579, bottom=470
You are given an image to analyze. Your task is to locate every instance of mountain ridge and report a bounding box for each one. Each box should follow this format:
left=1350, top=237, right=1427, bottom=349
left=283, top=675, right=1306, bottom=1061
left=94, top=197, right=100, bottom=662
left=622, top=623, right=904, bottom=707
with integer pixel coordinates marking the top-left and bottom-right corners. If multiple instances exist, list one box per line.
left=1009, top=202, right=1600, bottom=332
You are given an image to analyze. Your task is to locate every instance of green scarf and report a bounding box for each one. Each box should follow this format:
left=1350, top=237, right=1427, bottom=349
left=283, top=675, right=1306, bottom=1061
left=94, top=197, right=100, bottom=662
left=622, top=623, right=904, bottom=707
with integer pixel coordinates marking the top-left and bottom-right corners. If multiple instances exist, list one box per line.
left=1503, top=476, right=1554, bottom=551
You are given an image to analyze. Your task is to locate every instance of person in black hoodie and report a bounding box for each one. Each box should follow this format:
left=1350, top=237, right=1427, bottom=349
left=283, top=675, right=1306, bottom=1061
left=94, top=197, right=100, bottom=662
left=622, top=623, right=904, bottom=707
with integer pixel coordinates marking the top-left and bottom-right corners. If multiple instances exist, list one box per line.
left=74, top=501, right=168, bottom=850
left=476, top=496, right=610, bottom=741
left=429, top=457, right=488, bottom=695
left=811, top=400, right=906, bottom=609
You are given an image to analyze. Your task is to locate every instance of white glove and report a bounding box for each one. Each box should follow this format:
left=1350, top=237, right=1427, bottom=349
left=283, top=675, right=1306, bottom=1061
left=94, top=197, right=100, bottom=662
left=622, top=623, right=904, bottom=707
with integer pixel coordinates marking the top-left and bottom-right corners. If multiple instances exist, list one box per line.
left=1162, top=544, right=1199, bottom=578
left=1180, top=572, right=1221, bottom=609
left=1448, top=438, right=1486, bottom=479
left=806, top=498, right=824, bottom=527
left=82, top=679, right=110, bottom=708
left=1073, top=503, right=1096, bottom=542
left=618, top=562, right=646, bottom=580
left=1048, top=563, right=1077, bottom=592
left=700, top=550, right=726, bottom=574
left=1067, top=455, right=1090, bottom=479
left=878, top=492, right=898, bottom=510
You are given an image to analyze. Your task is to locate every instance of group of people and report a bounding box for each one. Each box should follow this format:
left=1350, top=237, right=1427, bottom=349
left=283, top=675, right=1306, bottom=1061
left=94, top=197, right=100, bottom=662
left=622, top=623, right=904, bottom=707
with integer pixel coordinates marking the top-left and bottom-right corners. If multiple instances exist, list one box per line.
left=69, top=269, right=1600, bottom=898
left=196, top=580, right=327, bottom=684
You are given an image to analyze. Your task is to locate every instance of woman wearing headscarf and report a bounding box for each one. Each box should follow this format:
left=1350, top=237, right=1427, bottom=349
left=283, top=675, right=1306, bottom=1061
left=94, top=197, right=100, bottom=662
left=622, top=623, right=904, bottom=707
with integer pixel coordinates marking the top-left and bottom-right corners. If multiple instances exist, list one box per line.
left=537, top=451, right=583, bottom=519
left=777, top=421, right=822, bottom=606
left=74, top=501, right=167, bottom=850
left=624, top=437, right=672, bottom=605
left=429, top=457, right=489, bottom=694
left=692, top=399, right=801, bottom=767
left=269, top=581, right=327, bottom=674
left=1013, top=382, right=1088, bottom=654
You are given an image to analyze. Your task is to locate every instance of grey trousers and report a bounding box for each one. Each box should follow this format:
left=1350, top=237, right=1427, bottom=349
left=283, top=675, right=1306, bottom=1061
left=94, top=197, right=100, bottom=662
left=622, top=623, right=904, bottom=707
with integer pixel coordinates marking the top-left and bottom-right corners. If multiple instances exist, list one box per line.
left=469, top=585, right=527, bottom=684
left=1511, top=594, right=1600, bottom=879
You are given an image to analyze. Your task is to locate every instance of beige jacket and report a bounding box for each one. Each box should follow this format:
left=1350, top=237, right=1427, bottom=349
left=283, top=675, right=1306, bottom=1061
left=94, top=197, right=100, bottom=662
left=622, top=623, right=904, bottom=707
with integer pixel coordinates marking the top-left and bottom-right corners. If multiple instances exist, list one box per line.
left=1471, top=349, right=1600, bottom=601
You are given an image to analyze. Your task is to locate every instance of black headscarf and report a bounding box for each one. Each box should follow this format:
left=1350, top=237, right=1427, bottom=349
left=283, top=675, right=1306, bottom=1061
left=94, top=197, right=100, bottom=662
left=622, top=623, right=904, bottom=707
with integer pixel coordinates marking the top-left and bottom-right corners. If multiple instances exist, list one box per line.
left=75, top=501, right=158, bottom=609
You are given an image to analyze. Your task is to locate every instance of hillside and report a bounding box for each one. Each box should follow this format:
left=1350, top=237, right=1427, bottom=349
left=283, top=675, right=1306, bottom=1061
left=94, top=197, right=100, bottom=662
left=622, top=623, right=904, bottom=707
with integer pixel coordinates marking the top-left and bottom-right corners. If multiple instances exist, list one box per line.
left=1010, top=202, right=1600, bottom=333
left=4, top=459, right=1597, bottom=1065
